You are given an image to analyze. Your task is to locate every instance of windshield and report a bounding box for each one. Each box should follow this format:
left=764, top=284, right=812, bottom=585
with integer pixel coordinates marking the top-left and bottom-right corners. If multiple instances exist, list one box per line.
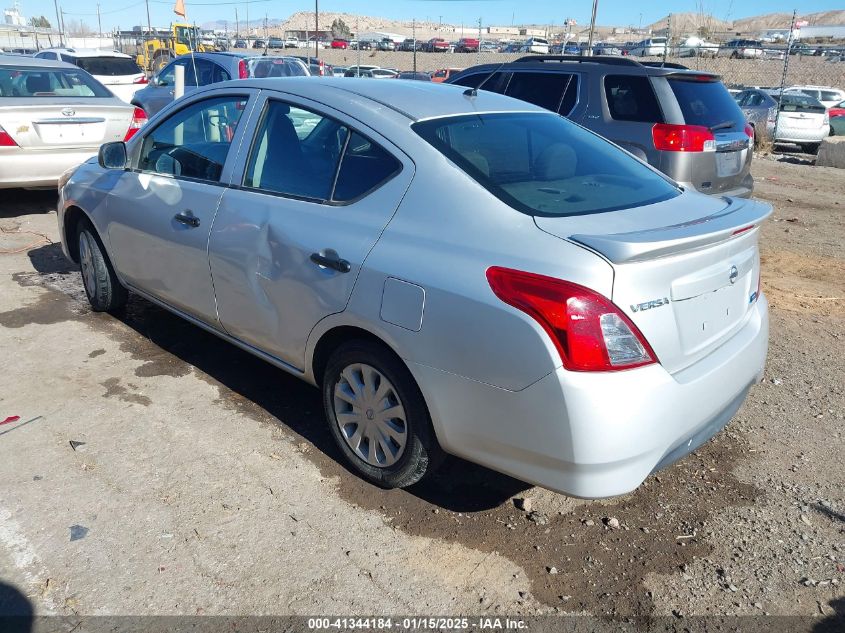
left=74, top=57, right=142, bottom=76
left=0, top=67, right=112, bottom=97
left=413, top=113, right=679, bottom=217
left=668, top=78, right=745, bottom=131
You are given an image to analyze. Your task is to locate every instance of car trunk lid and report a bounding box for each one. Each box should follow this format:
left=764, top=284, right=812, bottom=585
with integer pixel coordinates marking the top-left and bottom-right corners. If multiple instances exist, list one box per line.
left=0, top=102, right=133, bottom=149
left=535, top=194, right=772, bottom=374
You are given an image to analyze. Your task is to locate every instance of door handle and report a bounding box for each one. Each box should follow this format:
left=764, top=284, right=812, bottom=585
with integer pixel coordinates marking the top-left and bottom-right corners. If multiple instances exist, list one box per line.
left=174, top=212, right=200, bottom=228
left=310, top=251, right=351, bottom=273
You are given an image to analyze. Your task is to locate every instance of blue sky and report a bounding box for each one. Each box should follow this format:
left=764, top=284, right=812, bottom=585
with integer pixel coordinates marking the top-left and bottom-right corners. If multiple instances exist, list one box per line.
left=17, top=0, right=842, bottom=32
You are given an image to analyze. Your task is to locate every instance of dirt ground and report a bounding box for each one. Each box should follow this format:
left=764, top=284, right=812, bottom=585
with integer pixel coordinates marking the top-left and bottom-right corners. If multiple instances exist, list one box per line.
left=0, top=154, right=843, bottom=629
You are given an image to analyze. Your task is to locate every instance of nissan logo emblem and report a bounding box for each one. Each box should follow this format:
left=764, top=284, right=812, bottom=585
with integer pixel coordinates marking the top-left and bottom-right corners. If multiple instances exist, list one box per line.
left=729, top=265, right=738, bottom=284
left=61, top=108, right=75, bottom=117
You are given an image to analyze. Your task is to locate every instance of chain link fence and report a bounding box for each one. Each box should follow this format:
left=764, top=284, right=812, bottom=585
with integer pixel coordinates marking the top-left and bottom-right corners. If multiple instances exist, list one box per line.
left=314, top=46, right=844, bottom=91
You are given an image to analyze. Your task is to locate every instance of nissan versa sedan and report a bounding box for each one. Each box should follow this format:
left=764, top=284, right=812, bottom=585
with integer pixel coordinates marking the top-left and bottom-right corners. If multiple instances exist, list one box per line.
left=58, top=78, right=771, bottom=498
left=0, top=56, right=144, bottom=189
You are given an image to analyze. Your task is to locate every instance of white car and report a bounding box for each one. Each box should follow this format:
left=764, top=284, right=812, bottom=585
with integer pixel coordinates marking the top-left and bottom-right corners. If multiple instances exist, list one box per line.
left=33, top=48, right=147, bottom=103
left=628, top=38, right=667, bottom=57
left=770, top=93, right=830, bottom=153
left=678, top=37, right=718, bottom=57
left=526, top=37, right=550, bottom=54
left=784, top=85, right=845, bottom=109
left=0, top=56, right=142, bottom=189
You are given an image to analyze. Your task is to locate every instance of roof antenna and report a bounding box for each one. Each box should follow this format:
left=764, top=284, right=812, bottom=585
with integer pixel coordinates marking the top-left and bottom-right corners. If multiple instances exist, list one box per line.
left=463, top=60, right=507, bottom=98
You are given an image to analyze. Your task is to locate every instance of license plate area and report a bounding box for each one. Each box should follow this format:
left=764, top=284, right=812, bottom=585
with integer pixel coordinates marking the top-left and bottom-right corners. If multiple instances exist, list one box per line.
left=34, top=121, right=105, bottom=144
left=716, top=150, right=742, bottom=177
left=673, top=281, right=750, bottom=355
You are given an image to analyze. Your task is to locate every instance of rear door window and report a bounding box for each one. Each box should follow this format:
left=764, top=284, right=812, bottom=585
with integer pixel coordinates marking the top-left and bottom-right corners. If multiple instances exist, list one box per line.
left=505, top=72, right=579, bottom=115
left=667, top=77, right=745, bottom=130
left=604, top=75, right=663, bottom=122
left=333, top=133, right=401, bottom=201
left=243, top=101, right=400, bottom=202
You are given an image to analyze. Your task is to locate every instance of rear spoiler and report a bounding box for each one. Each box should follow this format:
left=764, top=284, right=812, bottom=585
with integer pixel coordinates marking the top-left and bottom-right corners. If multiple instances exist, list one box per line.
left=570, top=198, right=773, bottom=264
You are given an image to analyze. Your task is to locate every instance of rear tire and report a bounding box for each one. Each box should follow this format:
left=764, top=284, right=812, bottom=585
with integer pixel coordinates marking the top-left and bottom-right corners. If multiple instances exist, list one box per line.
left=77, top=219, right=128, bottom=313
left=801, top=143, right=820, bottom=154
left=322, top=340, right=443, bottom=488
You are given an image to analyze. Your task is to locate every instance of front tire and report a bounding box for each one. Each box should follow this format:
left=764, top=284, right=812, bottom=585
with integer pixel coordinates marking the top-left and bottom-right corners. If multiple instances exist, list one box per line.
left=77, top=220, right=128, bottom=313
left=322, top=340, right=443, bottom=488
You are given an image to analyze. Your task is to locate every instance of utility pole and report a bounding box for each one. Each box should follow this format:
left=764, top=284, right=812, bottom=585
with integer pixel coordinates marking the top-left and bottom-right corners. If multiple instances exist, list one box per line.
left=775, top=10, right=798, bottom=139
left=144, top=0, right=152, bottom=70
left=412, top=18, right=416, bottom=73
left=586, top=0, right=599, bottom=56
left=60, top=9, right=66, bottom=40
left=245, top=0, right=249, bottom=46
left=53, top=0, right=63, bottom=46
left=97, top=3, right=102, bottom=40
left=356, top=16, right=360, bottom=76
left=663, top=13, right=671, bottom=64
left=314, top=0, right=319, bottom=58
left=234, top=7, right=238, bottom=39
left=477, top=17, right=481, bottom=65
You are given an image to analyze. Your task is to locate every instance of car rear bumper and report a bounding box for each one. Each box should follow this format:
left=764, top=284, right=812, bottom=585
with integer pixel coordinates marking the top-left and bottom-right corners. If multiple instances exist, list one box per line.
left=0, top=148, right=97, bottom=189
left=410, top=295, right=768, bottom=498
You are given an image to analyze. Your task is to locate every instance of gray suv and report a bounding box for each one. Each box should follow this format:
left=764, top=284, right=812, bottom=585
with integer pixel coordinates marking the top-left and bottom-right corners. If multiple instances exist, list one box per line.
left=448, top=56, right=754, bottom=198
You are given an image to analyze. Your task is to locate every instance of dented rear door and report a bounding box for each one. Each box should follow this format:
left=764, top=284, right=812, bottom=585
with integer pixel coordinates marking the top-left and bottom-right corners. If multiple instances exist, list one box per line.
left=208, top=93, right=414, bottom=371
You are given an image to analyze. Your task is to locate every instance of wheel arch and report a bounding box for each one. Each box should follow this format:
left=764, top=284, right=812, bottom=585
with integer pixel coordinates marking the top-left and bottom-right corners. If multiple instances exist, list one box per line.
left=62, top=204, right=90, bottom=263
left=310, top=324, right=405, bottom=387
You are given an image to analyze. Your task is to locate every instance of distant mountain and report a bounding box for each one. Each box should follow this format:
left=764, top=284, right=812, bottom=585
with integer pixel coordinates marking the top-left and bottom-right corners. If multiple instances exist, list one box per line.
left=647, top=10, right=845, bottom=36
left=732, top=10, right=845, bottom=32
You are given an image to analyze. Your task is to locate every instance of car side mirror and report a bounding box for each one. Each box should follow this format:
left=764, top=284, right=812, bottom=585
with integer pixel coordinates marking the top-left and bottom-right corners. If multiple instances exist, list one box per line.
left=98, top=142, right=127, bottom=170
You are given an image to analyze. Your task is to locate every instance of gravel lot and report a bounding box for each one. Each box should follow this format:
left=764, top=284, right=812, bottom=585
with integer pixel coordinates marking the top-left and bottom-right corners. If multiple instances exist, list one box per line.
left=0, top=155, right=843, bottom=629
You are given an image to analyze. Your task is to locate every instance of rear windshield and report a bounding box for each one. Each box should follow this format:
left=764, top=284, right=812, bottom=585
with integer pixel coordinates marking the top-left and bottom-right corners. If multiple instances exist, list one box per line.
left=72, top=57, right=142, bottom=76
left=0, top=67, right=112, bottom=97
left=247, top=57, right=308, bottom=78
left=780, top=94, right=826, bottom=113
left=413, top=113, right=679, bottom=217
left=668, top=78, right=745, bottom=131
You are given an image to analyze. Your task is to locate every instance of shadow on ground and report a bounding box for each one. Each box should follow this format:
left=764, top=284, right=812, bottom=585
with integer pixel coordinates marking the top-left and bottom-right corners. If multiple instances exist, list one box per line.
left=0, top=190, right=57, bottom=219
left=21, top=242, right=529, bottom=513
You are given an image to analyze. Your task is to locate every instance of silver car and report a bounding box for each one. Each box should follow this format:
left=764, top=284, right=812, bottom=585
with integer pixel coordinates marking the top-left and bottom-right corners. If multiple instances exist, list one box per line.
left=0, top=56, right=142, bottom=189
left=58, top=78, right=771, bottom=498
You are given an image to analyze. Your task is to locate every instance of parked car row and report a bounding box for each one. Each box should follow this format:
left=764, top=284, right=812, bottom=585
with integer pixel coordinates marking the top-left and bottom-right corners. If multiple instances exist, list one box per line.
left=732, top=84, right=844, bottom=153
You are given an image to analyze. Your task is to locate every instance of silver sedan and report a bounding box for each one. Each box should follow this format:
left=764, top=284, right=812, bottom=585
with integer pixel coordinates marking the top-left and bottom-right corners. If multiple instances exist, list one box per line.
left=58, top=78, right=771, bottom=498
left=0, top=56, right=143, bottom=189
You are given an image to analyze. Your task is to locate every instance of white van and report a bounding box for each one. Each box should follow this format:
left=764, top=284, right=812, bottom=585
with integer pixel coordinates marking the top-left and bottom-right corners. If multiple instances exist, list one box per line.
left=628, top=38, right=668, bottom=57
left=526, top=37, right=550, bottom=54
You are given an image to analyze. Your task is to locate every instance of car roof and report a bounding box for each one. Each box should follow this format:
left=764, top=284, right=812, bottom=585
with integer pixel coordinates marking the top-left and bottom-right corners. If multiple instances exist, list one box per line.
left=0, top=55, right=76, bottom=69
left=38, top=48, right=131, bottom=58
left=216, top=77, right=547, bottom=121
left=449, top=56, right=718, bottom=78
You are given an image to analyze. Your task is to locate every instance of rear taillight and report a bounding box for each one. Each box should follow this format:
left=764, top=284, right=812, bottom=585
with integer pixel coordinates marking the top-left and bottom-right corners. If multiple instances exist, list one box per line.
left=823, top=112, right=830, bottom=125
left=652, top=123, right=716, bottom=152
left=0, top=124, right=18, bottom=147
left=124, top=107, right=147, bottom=141
left=486, top=267, right=657, bottom=372
left=238, top=59, right=248, bottom=79
left=744, top=123, right=754, bottom=138
left=133, top=75, right=149, bottom=84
